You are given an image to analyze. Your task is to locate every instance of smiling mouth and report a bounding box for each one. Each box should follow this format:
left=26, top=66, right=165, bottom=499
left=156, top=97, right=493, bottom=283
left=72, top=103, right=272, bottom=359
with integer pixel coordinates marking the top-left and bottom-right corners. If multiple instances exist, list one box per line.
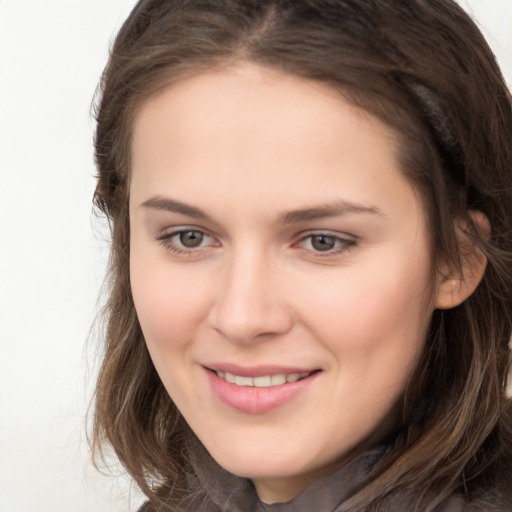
left=211, top=369, right=316, bottom=388
left=206, top=366, right=321, bottom=413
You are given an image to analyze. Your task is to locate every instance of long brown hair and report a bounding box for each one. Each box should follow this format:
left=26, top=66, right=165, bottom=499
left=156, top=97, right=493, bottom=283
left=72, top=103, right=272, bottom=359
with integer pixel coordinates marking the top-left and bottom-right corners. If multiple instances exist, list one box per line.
left=92, top=1, right=512, bottom=510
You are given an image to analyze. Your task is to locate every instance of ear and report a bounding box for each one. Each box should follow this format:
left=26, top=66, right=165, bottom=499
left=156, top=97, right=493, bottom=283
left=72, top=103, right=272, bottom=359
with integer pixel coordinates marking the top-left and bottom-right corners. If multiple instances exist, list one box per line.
left=434, top=211, right=490, bottom=310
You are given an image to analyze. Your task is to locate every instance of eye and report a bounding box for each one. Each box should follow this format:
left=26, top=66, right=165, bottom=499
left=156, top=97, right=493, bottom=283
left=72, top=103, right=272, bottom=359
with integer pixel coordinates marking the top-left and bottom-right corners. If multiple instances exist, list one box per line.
left=309, top=234, right=337, bottom=251
left=157, top=228, right=218, bottom=254
left=177, top=230, right=206, bottom=248
left=297, top=232, right=355, bottom=254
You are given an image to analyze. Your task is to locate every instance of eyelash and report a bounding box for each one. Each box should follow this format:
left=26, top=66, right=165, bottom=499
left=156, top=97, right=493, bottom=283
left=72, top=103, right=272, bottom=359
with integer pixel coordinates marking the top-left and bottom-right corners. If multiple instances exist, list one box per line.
left=156, top=229, right=356, bottom=257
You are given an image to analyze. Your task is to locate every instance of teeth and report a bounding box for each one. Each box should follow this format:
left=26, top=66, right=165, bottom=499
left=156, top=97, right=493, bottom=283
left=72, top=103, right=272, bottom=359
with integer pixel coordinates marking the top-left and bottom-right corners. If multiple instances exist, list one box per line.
left=254, top=375, right=272, bottom=387
left=271, top=374, right=286, bottom=386
left=235, top=375, right=253, bottom=386
left=216, top=371, right=310, bottom=387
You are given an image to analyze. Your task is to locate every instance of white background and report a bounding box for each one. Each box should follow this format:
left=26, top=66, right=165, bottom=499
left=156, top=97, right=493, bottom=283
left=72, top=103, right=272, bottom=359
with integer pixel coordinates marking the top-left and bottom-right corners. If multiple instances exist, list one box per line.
left=0, top=1, right=510, bottom=511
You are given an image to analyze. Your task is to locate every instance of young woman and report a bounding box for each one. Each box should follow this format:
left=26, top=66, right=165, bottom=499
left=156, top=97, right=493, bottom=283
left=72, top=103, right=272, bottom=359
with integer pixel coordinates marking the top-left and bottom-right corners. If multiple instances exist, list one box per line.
left=91, top=1, right=512, bottom=510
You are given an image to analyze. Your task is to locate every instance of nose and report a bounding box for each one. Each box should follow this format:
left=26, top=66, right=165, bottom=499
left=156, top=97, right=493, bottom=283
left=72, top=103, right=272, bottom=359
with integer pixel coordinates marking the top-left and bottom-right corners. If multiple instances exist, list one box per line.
left=207, top=249, right=294, bottom=344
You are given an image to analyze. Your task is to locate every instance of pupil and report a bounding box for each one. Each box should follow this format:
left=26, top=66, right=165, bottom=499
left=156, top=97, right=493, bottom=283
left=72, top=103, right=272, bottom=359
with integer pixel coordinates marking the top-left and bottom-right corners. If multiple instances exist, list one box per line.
left=180, top=231, right=204, bottom=248
left=311, top=235, right=335, bottom=251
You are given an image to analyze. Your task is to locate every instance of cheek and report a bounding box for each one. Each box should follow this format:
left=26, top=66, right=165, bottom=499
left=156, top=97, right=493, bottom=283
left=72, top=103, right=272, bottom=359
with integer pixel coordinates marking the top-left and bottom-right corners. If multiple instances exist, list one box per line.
left=130, top=253, right=215, bottom=411
left=296, top=255, right=434, bottom=444
left=129, top=249, right=211, bottom=355
left=296, top=247, right=434, bottom=374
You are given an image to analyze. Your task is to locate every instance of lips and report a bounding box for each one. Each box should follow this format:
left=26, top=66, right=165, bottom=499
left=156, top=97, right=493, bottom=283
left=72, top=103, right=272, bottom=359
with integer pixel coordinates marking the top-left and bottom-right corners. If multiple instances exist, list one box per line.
left=204, top=364, right=320, bottom=414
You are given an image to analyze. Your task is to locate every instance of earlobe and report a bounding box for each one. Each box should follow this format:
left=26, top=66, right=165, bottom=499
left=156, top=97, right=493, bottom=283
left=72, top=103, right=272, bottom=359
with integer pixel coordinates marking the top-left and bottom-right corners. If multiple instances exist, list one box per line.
left=434, top=211, right=490, bottom=310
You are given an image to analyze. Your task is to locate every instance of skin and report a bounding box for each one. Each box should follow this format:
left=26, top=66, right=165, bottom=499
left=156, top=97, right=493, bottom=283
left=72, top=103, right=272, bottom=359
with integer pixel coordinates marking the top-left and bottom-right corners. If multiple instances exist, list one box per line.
left=129, top=65, right=446, bottom=503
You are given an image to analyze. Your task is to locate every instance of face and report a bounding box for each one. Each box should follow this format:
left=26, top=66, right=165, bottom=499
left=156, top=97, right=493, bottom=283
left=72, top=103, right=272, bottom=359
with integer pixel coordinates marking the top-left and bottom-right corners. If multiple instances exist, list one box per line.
left=129, top=65, right=441, bottom=503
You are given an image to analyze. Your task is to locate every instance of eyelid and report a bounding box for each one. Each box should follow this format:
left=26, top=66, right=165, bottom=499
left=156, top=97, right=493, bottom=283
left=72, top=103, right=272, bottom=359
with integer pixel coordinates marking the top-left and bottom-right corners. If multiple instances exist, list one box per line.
left=158, top=224, right=213, bottom=238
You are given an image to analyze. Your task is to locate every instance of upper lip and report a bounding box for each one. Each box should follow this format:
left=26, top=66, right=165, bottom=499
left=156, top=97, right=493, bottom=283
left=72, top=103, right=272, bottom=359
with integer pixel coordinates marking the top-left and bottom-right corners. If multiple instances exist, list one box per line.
left=203, top=363, right=319, bottom=377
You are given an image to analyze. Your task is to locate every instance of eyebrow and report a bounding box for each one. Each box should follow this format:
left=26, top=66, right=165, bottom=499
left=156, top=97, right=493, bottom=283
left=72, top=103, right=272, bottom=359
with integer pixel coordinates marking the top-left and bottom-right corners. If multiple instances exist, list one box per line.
left=140, top=196, right=382, bottom=223
left=141, top=197, right=211, bottom=220
left=279, top=200, right=383, bottom=223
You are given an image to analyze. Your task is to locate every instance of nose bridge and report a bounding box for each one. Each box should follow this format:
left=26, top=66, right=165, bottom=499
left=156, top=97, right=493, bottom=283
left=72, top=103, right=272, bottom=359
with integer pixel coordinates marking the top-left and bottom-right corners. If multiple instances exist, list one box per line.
left=209, top=242, right=292, bottom=343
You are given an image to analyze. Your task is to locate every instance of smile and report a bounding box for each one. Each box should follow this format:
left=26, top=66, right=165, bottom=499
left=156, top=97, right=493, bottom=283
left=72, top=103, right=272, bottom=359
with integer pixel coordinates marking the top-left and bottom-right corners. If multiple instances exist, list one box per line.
left=214, top=370, right=311, bottom=388
left=206, top=366, right=321, bottom=414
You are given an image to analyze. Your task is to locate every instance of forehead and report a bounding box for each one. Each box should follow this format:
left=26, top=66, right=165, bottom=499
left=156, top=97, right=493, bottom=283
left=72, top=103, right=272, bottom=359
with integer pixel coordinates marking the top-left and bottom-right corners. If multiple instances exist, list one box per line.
left=129, top=65, right=421, bottom=230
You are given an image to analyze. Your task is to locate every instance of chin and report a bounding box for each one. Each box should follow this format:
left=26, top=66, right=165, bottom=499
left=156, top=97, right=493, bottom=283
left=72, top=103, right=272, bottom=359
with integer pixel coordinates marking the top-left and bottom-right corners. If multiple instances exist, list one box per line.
left=208, top=437, right=337, bottom=482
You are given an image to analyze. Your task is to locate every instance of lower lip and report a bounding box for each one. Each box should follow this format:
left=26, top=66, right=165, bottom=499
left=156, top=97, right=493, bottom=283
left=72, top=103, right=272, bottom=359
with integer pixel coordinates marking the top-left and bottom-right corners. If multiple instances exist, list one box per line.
left=206, top=369, right=319, bottom=414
